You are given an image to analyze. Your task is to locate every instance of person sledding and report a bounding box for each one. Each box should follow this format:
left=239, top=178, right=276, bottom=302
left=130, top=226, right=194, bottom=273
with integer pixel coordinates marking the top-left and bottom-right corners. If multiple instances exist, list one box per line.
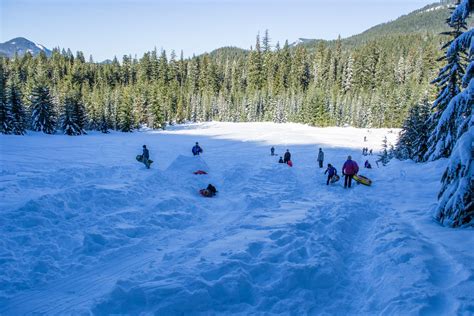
left=342, top=155, right=359, bottom=188
left=200, top=184, right=217, bottom=197
left=136, top=145, right=152, bottom=169
left=192, top=142, right=203, bottom=156
left=324, top=163, right=339, bottom=185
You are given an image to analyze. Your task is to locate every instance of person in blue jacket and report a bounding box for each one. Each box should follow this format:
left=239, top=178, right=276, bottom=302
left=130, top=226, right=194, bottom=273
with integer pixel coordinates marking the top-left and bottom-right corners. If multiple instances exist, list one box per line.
left=324, top=163, right=338, bottom=185
left=192, top=142, right=203, bottom=156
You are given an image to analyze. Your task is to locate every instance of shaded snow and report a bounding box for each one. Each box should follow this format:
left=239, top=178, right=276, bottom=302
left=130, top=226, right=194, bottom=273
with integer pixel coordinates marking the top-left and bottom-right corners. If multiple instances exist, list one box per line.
left=0, top=122, right=472, bottom=315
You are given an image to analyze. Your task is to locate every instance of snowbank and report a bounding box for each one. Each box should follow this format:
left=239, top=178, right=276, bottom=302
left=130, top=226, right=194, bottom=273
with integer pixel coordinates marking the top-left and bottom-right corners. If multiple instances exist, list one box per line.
left=0, top=122, right=472, bottom=315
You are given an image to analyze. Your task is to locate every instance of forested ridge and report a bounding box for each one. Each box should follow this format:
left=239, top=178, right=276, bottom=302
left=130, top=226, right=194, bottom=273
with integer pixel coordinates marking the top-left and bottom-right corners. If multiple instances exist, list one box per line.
left=0, top=30, right=446, bottom=135
left=4, top=1, right=471, bottom=135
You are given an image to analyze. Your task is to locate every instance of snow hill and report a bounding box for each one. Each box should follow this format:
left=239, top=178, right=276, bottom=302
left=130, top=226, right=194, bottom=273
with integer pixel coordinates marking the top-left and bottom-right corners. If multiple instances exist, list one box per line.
left=0, top=122, right=473, bottom=315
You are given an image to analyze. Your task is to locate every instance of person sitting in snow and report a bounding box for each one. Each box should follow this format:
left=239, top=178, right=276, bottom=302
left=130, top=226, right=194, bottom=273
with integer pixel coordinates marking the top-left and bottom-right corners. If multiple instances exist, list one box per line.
left=271, top=146, right=275, bottom=156
left=142, top=145, right=150, bottom=169
left=192, top=142, right=203, bottom=156
left=324, top=163, right=338, bottom=185
left=200, top=184, right=217, bottom=197
left=284, top=149, right=291, bottom=164
left=342, top=155, right=359, bottom=188
left=365, top=160, right=372, bottom=169
left=278, top=156, right=284, bottom=163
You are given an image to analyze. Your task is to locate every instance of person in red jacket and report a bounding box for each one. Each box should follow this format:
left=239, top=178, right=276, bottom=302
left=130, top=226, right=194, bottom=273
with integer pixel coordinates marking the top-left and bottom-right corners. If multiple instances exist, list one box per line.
left=342, top=155, right=359, bottom=188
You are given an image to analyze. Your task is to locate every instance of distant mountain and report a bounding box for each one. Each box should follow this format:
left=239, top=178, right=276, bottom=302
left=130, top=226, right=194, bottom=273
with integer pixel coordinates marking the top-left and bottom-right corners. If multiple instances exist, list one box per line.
left=290, top=38, right=318, bottom=47
left=100, top=59, right=114, bottom=65
left=298, top=2, right=473, bottom=49
left=0, top=37, right=52, bottom=58
left=208, top=46, right=248, bottom=60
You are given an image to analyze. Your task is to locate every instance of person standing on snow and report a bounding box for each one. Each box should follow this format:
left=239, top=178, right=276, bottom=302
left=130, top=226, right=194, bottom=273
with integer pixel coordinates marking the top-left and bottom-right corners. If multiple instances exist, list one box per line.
left=192, top=142, right=203, bottom=156
left=324, top=163, right=338, bottom=185
left=142, top=145, right=151, bottom=169
left=271, top=146, right=275, bottom=156
left=342, top=155, right=359, bottom=188
left=284, top=149, right=291, bottom=164
left=317, top=148, right=324, bottom=168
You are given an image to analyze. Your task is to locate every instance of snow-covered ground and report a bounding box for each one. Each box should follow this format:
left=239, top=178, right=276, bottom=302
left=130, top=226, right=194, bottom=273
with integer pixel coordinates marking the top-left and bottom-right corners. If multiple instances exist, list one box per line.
left=0, top=122, right=473, bottom=315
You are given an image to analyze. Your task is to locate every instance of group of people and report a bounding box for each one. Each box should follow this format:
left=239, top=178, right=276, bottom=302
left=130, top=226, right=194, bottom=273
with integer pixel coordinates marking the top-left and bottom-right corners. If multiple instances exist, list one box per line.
left=274, top=147, right=326, bottom=169
left=362, top=147, right=372, bottom=155
left=323, top=156, right=360, bottom=188
left=140, top=141, right=370, bottom=196
left=271, top=145, right=371, bottom=189
left=139, top=142, right=218, bottom=197
left=276, top=149, right=293, bottom=167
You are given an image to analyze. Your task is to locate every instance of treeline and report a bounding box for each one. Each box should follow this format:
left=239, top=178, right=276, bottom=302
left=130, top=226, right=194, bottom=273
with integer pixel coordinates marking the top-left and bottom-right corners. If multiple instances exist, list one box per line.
left=0, top=31, right=443, bottom=135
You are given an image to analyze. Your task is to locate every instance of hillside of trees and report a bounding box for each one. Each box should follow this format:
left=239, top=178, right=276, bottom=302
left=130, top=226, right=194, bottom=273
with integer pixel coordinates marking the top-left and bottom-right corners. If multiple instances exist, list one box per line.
left=0, top=29, right=445, bottom=135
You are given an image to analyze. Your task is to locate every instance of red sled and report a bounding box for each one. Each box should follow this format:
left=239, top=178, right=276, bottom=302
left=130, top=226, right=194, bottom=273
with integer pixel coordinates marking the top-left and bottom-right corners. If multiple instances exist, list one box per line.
left=287, top=160, right=293, bottom=167
left=193, top=170, right=208, bottom=175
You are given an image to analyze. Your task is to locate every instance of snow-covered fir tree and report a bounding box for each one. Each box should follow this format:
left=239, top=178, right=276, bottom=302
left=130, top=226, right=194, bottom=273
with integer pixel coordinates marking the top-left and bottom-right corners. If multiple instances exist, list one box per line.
left=61, top=92, right=87, bottom=136
left=378, top=136, right=391, bottom=166
left=99, top=112, right=110, bottom=133
left=424, top=2, right=467, bottom=161
left=30, top=80, right=56, bottom=134
left=0, top=63, right=10, bottom=134
left=395, top=95, right=431, bottom=161
left=433, top=0, right=473, bottom=227
left=5, top=74, right=27, bottom=135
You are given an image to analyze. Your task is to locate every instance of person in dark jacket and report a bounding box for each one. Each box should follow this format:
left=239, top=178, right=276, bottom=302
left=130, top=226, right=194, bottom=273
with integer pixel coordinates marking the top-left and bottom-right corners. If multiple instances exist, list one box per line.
left=317, top=148, right=324, bottom=168
left=271, top=146, right=275, bottom=156
left=365, top=160, right=372, bottom=169
left=201, top=184, right=217, bottom=197
left=284, top=149, right=291, bottom=164
left=342, top=155, right=359, bottom=188
left=278, top=156, right=284, bottom=163
left=192, top=142, right=203, bottom=156
left=142, top=145, right=150, bottom=169
left=324, top=163, right=338, bottom=185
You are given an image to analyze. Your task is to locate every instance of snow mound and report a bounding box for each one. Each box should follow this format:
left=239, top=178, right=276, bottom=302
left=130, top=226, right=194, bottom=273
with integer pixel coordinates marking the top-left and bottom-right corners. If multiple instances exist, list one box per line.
left=166, top=155, right=209, bottom=174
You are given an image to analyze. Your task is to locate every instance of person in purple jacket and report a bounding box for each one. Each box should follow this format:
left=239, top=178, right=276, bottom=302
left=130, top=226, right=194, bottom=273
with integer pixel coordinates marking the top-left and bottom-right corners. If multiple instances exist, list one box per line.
left=324, top=163, right=337, bottom=185
left=342, top=155, right=359, bottom=188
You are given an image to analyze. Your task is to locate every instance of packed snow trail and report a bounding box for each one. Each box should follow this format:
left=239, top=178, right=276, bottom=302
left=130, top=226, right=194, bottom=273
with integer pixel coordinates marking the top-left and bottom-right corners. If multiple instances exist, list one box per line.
left=1, top=122, right=473, bottom=315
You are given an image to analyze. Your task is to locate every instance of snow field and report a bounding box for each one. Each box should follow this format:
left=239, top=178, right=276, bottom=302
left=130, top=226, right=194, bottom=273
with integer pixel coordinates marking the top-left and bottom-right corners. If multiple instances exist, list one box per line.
left=0, top=122, right=473, bottom=315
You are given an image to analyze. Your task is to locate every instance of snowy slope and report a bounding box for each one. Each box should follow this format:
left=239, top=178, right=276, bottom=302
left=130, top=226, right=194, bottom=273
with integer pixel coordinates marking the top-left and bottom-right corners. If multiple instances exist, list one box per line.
left=0, top=122, right=473, bottom=315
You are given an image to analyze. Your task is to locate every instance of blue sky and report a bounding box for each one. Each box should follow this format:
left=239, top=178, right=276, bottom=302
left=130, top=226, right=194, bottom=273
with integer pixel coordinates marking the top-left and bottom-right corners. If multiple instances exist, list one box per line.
left=1, top=0, right=436, bottom=61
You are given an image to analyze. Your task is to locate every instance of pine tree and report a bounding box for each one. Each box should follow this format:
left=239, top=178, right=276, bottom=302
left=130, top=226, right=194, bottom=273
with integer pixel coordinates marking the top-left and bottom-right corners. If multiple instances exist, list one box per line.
left=395, top=95, right=431, bottom=160
left=424, top=3, right=467, bottom=161
left=433, top=0, right=473, bottom=227
left=99, top=112, right=110, bottom=133
left=30, top=80, right=56, bottom=134
left=0, top=63, right=11, bottom=134
left=60, top=91, right=86, bottom=135
left=5, top=74, right=27, bottom=135
left=378, top=136, right=391, bottom=166
left=118, top=88, right=134, bottom=132
left=247, top=35, right=264, bottom=91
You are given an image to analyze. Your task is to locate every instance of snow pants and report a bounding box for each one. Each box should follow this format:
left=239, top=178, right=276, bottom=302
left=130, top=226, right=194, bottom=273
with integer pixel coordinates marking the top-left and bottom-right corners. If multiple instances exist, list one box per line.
left=344, top=174, right=353, bottom=188
left=319, top=160, right=323, bottom=168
